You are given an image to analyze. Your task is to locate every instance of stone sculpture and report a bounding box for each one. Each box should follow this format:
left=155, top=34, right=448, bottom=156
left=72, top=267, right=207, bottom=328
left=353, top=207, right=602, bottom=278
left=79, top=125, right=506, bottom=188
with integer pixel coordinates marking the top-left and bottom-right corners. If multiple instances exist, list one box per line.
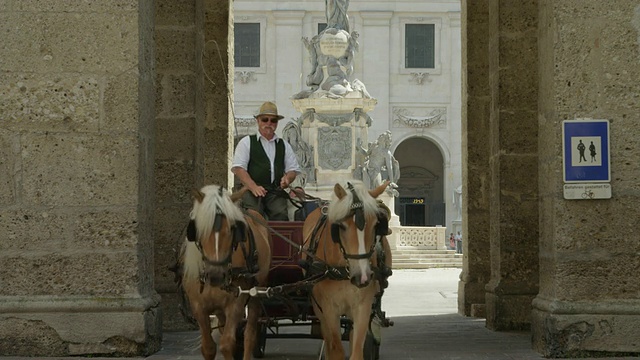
left=453, top=185, right=462, bottom=220
left=293, top=0, right=371, bottom=100
left=282, top=120, right=315, bottom=187
left=358, top=131, right=400, bottom=193
left=326, top=0, right=350, bottom=32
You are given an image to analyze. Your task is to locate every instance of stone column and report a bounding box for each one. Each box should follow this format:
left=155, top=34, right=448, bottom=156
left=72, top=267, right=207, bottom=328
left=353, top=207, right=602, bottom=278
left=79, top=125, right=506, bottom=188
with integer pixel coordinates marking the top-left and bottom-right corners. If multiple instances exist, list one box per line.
left=203, top=0, right=234, bottom=186
left=483, top=0, right=540, bottom=331
left=0, top=1, right=160, bottom=356
left=459, top=0, right=492, bottom=317
left=155, top=0, right=234, bottom=330
left=532, top=0, right=640, bottom=356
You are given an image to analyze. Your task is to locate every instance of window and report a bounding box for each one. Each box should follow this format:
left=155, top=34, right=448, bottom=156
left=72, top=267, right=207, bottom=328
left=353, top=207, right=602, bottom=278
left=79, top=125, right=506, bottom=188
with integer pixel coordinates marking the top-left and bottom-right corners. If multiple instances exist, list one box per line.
left=405, top=24, right=435, bottom=69
left=235, top=23, right=260, bottom=68
left=318, top=23, right=327, bottom=34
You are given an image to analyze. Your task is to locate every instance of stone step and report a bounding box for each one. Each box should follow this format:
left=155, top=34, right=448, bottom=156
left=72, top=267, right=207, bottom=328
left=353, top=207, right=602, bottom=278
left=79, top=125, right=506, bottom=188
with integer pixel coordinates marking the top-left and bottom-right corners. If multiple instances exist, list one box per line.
left=393, top=254, right=461, bottom=259
left=393, top=260, right=462, bottom=264
left=393, top=249, right=454, bottom=254
left=389, top=248, right=462, bottom=269
left=392, top=262, right=462, bottom=269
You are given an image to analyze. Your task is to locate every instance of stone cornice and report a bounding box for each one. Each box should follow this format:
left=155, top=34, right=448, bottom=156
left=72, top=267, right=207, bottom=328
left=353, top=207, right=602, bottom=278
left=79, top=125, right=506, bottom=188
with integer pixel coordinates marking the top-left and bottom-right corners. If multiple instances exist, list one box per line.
left=533, top=297, right=640, bottom=315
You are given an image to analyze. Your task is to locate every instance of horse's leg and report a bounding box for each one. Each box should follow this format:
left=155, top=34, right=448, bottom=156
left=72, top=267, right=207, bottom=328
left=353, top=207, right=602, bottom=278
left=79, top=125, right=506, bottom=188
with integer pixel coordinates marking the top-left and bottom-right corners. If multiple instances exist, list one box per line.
left=193, top=309, right=217, bottom=360
left=218, top=300, right=244, bottom=360
left=315, top=301, right=345, bottom=360
left=348, top=295, right=375, bottom=360
left=242, top=297, right=260, bottom=360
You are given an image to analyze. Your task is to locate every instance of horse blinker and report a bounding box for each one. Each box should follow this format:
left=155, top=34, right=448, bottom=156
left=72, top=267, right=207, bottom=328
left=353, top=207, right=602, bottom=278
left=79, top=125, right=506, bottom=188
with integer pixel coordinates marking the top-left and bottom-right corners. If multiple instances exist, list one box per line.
left=187, top=220, right=197, bottom=242
left=233, top=221, right=247, bottom=244
left=330, top=223, right=342, bottom=244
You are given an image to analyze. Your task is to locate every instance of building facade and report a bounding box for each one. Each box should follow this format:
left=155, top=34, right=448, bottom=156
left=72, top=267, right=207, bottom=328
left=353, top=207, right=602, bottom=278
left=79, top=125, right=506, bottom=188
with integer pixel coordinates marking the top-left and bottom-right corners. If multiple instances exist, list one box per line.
left=233, top=0, right=463, bottom=232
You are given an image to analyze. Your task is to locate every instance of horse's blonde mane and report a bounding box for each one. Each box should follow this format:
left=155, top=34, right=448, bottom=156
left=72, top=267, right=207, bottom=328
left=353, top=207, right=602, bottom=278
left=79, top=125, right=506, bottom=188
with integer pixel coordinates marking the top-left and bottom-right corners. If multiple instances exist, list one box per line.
left=327, top=181, right=382, bottom=222
left=190, top=185, right=245, bottom=242
left=183, top=185, right=245, bottom=282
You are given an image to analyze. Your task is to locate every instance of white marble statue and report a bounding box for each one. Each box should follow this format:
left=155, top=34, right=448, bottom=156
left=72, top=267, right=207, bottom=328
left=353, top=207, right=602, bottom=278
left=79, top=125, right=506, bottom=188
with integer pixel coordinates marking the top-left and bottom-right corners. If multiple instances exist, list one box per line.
left=453, top=185, right=462, bottom=220
left=326, top=0, right=350, bottom=32
left=282, top=120, right=315, bottom=187
left=358, top=131, right=400, bottom=193
left=293, top=0, right=371, bottom=100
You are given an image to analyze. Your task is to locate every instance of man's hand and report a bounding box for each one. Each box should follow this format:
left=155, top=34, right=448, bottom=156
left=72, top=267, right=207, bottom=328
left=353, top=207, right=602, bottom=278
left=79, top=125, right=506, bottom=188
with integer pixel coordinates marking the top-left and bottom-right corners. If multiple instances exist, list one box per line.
left=280, top=175, right=290, bottom=189
left=249, top=184, right=267, bottom=197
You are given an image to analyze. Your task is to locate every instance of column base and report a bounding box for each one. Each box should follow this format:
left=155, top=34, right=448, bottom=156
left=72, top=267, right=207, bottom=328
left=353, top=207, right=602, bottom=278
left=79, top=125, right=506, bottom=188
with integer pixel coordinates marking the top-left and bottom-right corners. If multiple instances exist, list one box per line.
left=457, top=267, right=486, bottom=316
left=0, top=294, right=162, bottom=357
left=485, top=289, right=535, bottom=331
left=532, top=297, right=640, bottom=357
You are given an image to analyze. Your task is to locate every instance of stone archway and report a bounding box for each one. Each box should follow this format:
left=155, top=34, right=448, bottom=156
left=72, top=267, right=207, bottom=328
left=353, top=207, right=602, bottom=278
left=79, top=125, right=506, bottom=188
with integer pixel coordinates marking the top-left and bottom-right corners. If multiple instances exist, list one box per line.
left=393, top=137, right=445, bottom=227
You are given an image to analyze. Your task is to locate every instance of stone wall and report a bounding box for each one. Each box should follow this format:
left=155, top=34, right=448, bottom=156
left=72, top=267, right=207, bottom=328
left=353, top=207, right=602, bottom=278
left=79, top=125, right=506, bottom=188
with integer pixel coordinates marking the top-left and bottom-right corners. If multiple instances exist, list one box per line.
left=532, top=0, right=640, bottom=356
left=464, top=0, right=640, bottom=356
left=0, top=0, right=160, bottom=356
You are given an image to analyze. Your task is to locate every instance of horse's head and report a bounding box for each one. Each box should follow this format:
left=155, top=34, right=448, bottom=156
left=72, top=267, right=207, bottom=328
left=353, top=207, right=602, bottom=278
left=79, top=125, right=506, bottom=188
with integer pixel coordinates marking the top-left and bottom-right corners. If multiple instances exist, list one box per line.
left=327, top=181, right=389, bottom=288
left=188, top=185, right=247, bottom=286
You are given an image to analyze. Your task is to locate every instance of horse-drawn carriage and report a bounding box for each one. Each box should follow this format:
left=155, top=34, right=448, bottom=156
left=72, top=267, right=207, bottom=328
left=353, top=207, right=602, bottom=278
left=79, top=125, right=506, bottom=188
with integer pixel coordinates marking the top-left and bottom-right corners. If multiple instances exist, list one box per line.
left=174, top=181, right=394, bottom=360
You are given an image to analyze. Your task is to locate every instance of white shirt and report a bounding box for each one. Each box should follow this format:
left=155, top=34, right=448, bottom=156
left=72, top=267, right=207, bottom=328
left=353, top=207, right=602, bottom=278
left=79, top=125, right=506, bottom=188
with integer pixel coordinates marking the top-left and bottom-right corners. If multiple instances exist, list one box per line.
left=231, top=134, right=300, bottom=183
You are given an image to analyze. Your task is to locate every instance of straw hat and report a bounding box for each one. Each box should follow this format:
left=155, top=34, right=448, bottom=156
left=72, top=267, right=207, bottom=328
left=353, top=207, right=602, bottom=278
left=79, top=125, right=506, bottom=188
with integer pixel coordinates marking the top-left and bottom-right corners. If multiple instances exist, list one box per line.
left=255, top=101, right=285, bottom=120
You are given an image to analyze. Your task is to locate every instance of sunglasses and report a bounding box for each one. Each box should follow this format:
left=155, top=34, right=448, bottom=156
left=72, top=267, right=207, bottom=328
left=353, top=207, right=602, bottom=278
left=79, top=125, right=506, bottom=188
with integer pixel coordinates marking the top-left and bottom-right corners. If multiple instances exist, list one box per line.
left=259, top=117, right=279, bottom=124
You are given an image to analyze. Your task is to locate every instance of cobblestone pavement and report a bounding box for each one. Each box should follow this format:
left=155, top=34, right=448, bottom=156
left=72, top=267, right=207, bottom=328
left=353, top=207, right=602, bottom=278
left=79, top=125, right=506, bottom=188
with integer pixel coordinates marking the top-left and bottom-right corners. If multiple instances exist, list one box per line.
left=1, top=269, right=637, bottom=360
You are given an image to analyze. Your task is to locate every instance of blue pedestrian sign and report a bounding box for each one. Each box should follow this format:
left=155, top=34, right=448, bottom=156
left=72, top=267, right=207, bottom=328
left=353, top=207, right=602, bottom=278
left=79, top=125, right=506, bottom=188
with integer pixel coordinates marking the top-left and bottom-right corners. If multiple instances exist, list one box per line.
left=562, top=119, right=610, bottom=183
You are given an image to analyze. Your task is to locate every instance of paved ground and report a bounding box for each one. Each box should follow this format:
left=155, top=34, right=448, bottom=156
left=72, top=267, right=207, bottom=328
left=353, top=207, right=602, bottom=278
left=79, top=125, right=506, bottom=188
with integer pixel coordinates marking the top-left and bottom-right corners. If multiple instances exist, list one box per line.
left=2, top=269, right=637, bottom=360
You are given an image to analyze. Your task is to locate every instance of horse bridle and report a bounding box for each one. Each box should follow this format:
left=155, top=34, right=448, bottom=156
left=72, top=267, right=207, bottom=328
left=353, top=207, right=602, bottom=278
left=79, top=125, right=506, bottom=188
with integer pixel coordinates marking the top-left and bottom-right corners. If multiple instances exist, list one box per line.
left=186, top=187, right=250, bottom=288
left=329, top=183, right=387, bottom=261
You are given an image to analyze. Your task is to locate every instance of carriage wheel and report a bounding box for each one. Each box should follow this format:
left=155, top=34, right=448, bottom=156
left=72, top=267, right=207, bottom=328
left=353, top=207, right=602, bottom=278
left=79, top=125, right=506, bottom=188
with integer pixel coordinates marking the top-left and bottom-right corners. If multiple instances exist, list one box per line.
left=363, top=331, right=380, bottom=360
left=253, top=322, right=267, bottom=358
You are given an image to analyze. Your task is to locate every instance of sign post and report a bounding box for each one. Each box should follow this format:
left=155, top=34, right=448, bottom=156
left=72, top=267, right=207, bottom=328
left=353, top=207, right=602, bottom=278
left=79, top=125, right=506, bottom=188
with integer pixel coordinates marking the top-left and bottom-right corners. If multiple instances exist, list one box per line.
left=562, top=119, right=611, bottom=199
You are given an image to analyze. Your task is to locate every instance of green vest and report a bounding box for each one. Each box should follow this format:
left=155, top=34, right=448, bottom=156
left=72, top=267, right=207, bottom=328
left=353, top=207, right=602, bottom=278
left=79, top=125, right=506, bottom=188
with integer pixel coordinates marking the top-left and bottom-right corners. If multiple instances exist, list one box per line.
left=248, top=135, right=285, bottom=188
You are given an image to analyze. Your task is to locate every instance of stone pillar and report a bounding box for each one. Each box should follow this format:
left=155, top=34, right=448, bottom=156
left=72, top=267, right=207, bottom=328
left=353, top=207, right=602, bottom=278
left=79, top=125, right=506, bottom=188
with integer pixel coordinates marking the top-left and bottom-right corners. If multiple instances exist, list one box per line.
left=155, top=0, right=234, bottom=330
left=459, top=0, right=492, bottom=317
left=0, top=1, right=161, bottom=356
left=154, top=0, right=199, bottom=330
left=532, top=0, right=640, bottom=356
left=484, top=0, right=540, bottom=331
left=203, top=0, right=234, bottom=186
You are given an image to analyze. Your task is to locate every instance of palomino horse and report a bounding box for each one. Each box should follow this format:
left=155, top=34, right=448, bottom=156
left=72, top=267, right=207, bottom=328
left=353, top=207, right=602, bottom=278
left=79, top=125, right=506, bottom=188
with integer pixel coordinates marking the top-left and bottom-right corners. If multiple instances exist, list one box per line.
left=178, top=185, right=271, bottom=360
left=302, top=181, right=393, bottom=360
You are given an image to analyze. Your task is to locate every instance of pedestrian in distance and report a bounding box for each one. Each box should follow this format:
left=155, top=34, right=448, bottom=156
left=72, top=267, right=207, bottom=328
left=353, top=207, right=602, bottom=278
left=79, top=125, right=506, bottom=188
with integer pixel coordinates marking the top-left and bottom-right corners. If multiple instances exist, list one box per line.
left=455, top=231, right=463, bottom=254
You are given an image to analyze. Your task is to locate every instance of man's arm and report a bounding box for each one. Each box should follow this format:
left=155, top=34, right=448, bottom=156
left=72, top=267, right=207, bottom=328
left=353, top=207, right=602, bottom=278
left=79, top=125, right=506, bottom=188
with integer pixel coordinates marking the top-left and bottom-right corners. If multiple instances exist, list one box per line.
left=280, top=170, right=297, bottom=189
left=281, top=140, right=301, bottom=189
left=232, top=167, right=267, bottom=197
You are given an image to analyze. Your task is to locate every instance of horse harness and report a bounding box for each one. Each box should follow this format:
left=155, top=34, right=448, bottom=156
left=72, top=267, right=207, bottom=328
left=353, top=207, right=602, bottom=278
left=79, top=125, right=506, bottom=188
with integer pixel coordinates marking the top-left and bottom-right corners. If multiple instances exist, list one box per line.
left=302, top=183, right=391, bottom=284
left=186, top=190, right=260, bottom=294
